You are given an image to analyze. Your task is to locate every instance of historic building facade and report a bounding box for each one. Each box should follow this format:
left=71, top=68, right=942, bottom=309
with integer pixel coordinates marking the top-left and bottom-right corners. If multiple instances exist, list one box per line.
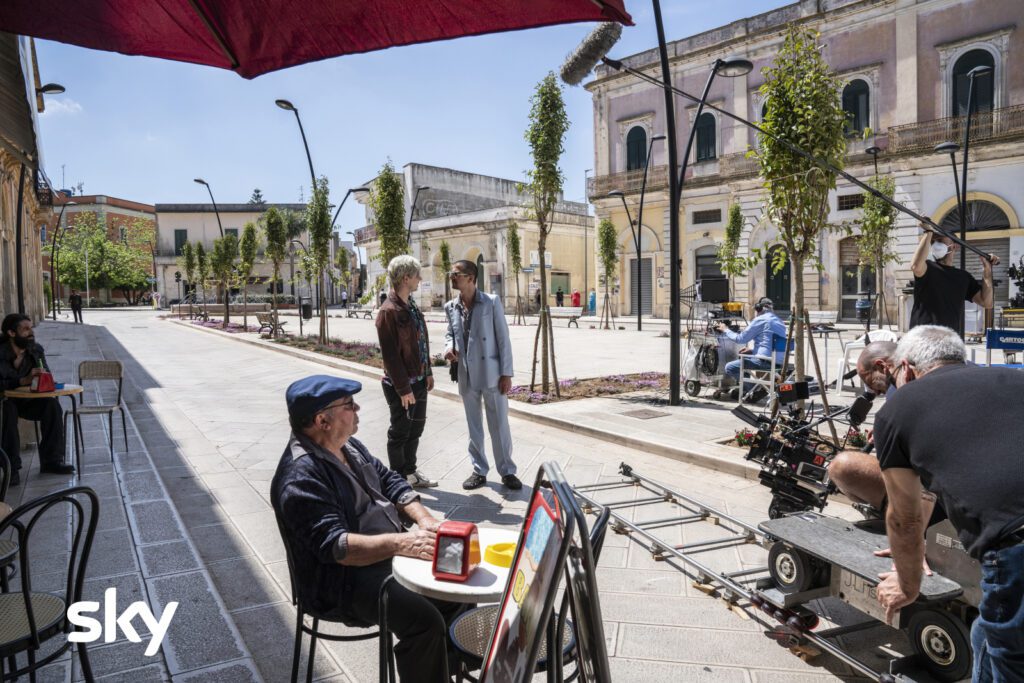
left=587, top=0, right=1024, bottom=327
left=354, top=163, right=594, bottom=311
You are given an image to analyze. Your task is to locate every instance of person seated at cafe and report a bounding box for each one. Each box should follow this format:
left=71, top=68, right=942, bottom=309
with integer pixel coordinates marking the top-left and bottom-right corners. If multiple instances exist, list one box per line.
left=0, top=314, right=74, bottom=485
left=271, top=375, right=459, bottom=682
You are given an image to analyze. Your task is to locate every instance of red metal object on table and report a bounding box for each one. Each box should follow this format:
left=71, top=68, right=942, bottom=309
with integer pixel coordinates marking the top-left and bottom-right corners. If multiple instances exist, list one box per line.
left=432, top=521, right=480, bottom=583
left=31, top=371, right=55, bottom=393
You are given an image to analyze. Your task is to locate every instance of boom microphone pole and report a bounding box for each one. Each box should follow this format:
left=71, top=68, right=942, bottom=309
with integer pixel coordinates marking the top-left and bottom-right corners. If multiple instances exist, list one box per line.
left=601, top=57, right=996, bottom=264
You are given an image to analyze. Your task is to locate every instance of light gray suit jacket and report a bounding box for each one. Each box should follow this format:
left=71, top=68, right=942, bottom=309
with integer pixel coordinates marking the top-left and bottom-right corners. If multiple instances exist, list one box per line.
left=444, top=290, right=514, bottom=391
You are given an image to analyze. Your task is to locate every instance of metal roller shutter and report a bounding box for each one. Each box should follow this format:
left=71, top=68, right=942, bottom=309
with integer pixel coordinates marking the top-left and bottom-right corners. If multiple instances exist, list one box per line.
left=964, top=238, right=1009, bottom=308
left=630, top=258, right=653, bottom=315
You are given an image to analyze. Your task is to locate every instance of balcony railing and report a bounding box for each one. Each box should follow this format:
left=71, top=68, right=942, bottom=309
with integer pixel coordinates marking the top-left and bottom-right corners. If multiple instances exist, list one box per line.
left=353, top=225, right=376, bottom=243
left=587, top=152, right=761, bottom=199
left=889, top=104, right=1024, bottom=153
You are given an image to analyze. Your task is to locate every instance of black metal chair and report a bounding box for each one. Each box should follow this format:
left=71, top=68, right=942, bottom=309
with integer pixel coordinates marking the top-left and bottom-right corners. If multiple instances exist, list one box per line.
left=68, top=361, right=128, bottom=461
left=273, top=512, right=395, bottom=683
left=447, top=506, right=612, bottom=683
left=0, top=485, right=99, bottom=682
left=0, top=448, right=15, bottom=593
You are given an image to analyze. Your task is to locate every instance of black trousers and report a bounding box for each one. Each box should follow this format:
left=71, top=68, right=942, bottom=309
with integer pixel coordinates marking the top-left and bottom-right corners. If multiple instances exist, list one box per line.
left=381, top=379, right=427, bottom=476
left=71, top=306, right=83, bottom=323
left=1, top=396, right=67, bottom=470
left=345, top=564, right=461, bottom=683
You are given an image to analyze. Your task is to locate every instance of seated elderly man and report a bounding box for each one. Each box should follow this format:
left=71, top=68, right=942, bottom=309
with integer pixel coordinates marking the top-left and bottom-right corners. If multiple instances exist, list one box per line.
left=271, top=375, right=458, bottom=682
left=714, top=296, right=787, bottom=403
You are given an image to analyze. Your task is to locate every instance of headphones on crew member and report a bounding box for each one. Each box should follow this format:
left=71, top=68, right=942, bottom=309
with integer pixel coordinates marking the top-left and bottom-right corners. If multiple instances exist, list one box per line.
left=754, top=297, right=774, bottom=314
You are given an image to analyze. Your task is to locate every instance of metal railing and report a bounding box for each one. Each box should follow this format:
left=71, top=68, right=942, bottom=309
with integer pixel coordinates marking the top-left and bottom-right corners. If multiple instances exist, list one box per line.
left=889, top=104, right=1024, bottom=153
left=587, top=152, right=761, bottom=199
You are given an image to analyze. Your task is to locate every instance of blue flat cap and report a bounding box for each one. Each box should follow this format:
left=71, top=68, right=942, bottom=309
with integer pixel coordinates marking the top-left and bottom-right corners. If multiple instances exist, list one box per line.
left=286, top=375, right=362, bottom=419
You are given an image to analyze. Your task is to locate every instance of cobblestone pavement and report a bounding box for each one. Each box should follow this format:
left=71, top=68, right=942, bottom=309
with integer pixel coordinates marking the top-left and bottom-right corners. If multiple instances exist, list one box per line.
left=9, top=310, right=952, bottom=682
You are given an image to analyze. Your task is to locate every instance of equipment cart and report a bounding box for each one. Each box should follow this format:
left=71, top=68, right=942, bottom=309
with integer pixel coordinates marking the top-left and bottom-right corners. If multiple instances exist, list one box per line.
left=681, top=283, right=746, bottom=398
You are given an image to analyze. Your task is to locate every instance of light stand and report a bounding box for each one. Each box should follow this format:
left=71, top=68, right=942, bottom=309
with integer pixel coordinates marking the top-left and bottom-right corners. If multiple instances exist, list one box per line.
left=193, top=179, right=225, bottom=237
left=275, top=99, right=317, bottom=191
left=865, top=146, right=881, bottom=176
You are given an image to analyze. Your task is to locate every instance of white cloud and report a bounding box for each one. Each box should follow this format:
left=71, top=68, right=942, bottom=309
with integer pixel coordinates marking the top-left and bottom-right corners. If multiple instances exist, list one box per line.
left=145, top=133, right=159, bottom=143
left=40, top=98, right=83, bottom=117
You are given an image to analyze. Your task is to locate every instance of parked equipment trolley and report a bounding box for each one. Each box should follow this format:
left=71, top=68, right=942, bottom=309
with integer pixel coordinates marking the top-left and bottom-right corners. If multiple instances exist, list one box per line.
left=681, top=282, right=745, bottom=398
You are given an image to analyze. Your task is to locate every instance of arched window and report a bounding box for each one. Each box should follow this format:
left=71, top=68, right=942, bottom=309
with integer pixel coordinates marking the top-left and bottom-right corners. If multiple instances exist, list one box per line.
left=842, top=79, right=870, bottom=136
left=952, top=50, right=995, bottom=116
left=694, top=245, right=723, bottom=280
left=940, top=200, right=1009, bottom=232
left=626, top=126, right=647, bottom=171
left=695, top=113, right=716, bottom=162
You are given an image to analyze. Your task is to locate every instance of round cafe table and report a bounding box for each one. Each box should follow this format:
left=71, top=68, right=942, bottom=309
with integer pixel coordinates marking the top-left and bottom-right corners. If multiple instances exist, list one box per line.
left=392, top=526, right=519, bottom=603
left=2, top=384, right=84, bottom=475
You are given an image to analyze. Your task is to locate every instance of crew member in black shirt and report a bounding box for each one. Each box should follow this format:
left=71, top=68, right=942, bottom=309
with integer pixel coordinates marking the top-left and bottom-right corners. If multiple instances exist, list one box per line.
left=270, top=375, right=457, bottom=682
left=909, top=228, right=998, bottom=332
left=873, top=326, right=1024, bottom=681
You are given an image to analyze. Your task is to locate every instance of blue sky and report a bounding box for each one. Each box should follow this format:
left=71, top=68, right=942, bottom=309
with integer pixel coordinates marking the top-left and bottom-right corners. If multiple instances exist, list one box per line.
left=36, top=0, right=789, bottom=232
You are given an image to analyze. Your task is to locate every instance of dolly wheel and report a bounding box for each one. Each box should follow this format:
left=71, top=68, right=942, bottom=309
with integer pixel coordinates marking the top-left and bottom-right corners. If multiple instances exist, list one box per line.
left=768, top=542, right=814, bottom=594
left=908, top=608, right=972, bottom=682
left=685, top=379, right=701, bottom=397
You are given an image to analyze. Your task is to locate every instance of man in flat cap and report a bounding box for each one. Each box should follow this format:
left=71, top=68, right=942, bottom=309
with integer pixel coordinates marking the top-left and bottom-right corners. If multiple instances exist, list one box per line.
left=271, top=375, right=456, bottom=681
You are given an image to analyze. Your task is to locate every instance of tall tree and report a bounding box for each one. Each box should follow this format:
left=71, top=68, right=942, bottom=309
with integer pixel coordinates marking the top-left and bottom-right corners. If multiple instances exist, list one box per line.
left=597, top=218, right=618, bottom=330
left=210, top=233, right=239, bottom=328
left=439, top=240, right=452, bottom=302
left=525, top=72, right=570, bottom=394
left=54, top=213, right=154, bottom=305
left=238, top=222, right=260, bottom=330
left=370, top=159, right=407, bottom=293
left=306, top=176, right=333, bottom=343
left=263, top=207, right=288, bottom=334
left=717, top=204, right=750, bottom=297
left=507, top=222, right=525, bottom=324
left=856, top=175, right=900, bottom=326
left=248, top=188, right=266, bottom=206
left=754, top=26, right=847, bottom=381
left=195, top=242, right=210, bottom=320
left=179, top=241, right=196, bottom=319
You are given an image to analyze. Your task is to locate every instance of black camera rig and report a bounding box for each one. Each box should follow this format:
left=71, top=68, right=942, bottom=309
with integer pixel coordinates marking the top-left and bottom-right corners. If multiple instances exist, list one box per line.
left=732, top=383, right=874, bottom=519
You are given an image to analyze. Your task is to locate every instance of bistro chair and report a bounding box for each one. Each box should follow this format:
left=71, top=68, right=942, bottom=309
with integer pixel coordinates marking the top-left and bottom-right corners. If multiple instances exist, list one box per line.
left=69, top=361, right=128, bottom=460
left=0, top=448, right=15, bottom=593
left=0, top=485, right=99, bottom=682
left=737, top=334, right=795, bottom=405
left=447, top=506, right=612, bottom=683
left=273, top=511, right=395, bottom=683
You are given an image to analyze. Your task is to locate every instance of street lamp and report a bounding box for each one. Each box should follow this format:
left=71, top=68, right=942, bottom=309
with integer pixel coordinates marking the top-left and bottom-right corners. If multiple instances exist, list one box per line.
left=50, top=200, right=76, bottom=320
left=865, top=146, right=881, bottom=176
left=193, top=178, right=225, bottom=238
left=956, top=65, right=993, bottom=278
left=933, top=142, right=963, bottom=223
left=584, top=169, right=592, bottom=305
left=36, top=83, right=66, bottom=96
left=607, top=190, right=643, bottom=333
left=275, top=99, right=317, bottom=191
left=328, top=187, right=370, bottom=306
left=405, top=185, right=432, bottom=247
left=291, top=239, right=311, bottom=337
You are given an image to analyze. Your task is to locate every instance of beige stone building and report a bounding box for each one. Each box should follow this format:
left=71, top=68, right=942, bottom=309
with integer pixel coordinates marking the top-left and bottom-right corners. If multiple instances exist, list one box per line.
left=587, top=0, right=1024, bottom=328
left=1, top=35, right=55, bottom=320
left=353, top=163, right=594, bottom=311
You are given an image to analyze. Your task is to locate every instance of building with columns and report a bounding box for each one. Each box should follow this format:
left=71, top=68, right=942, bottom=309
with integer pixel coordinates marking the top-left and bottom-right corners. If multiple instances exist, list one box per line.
left=587, top=0, right=1024, bottom=327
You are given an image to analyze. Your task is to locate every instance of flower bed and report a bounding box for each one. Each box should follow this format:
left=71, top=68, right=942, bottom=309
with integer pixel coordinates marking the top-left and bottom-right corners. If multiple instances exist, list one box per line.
left=191, top=318, right=261, bottom=334
left=274, top=336, right=384, bottom=368
left=506, top=372, right=668, bottom=404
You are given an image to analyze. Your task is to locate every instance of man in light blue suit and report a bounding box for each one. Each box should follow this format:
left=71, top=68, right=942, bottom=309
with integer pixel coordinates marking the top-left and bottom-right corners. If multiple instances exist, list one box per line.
left=444, top=260, right=522, bottom=491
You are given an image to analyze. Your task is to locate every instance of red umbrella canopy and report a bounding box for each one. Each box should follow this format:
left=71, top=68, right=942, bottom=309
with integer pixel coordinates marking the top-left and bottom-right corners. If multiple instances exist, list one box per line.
left=0, top=0, right=632, bottom=79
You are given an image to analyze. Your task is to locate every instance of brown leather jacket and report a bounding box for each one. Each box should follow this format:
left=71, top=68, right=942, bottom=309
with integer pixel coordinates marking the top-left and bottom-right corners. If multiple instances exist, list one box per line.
left=375, top=293, right=432, bottom=395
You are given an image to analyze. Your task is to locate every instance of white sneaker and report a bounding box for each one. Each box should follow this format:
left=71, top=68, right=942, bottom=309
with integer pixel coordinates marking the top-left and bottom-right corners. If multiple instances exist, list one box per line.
left=407, top=471, right=438, bottom=488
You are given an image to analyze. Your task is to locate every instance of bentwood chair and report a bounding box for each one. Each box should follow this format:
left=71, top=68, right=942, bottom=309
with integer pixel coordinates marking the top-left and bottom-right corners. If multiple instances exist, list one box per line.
left=0, top=486, right=99, bottom=682
left=0, top=449, right=15, bottom=593
left=447, top=506, right=612, bottom=683
left=69, top=361, right=128, bottom=460
left=273, top=511, right=395, bottom=683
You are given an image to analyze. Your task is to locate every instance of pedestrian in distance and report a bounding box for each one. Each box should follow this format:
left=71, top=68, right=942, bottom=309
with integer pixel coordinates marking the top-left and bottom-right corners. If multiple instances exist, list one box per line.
left=341, top=289, right=348, bottom=309
left=555, top=287, right=565, bottom=307
left=589, top=288, right=597, bottom=315
left=444, top=259, right=521, bottom=491
left=571, top=289, right=581, bottom=308
left=69, top=289, right=83, bottom=324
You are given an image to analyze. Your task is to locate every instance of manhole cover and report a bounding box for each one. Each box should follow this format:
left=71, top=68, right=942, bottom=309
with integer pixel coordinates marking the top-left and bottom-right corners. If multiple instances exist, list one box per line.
left=622, top=408, right=671, bottom=420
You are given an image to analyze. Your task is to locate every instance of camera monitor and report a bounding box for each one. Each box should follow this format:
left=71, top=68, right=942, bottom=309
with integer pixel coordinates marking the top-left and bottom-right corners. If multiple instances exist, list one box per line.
left=698, top=278, right=730, bottom=304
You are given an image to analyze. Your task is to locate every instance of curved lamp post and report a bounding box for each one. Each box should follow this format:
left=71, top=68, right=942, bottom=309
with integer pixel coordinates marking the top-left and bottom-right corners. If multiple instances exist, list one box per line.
left=193, top=178, right=225, bottom=237
left=630, top=133, right=667, bottom=331
left=405, top=185, right=432, bottom=247
left=933, top=142, right=963, bottom=222
left=328, top=187, right=370, bottom=305
left=607, top=190, right=642, bottom=332
left=865, top=146, right=881, bottom=176
left=49, top=200, right=76, bottom=320
left=957, top=65, right=993, bottom=279
left=275, top=99, right=317, bottom=191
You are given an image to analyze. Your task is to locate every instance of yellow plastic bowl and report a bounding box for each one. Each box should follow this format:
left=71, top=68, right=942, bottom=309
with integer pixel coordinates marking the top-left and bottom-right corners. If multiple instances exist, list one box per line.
left=484, top=542, right=516, bottom=568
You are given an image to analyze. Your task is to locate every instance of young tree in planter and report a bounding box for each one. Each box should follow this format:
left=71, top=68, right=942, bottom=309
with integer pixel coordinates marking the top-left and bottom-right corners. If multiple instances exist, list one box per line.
left=263, top=206, right=288, bottom=334
left=195, top=242, right=210, bottom=320
left=306, top=176, right=333, bottom=343
left=507, top=222, right=525, bottom=324
left=238, top=221, right=260, bottom=330
left=439, top=240, right=452, bottom=303
left=717, top=204, right=753, bottom=296
left=597, top=218, right=618, bottom=330
left=370, top=160, right=406, bottom=295
left=753, top=26, right=848, bottom=381
left=856, top=175, right=900, bottom=327
left=179, top=241, right=196, bottom=318
left=210, top=233, right=239, bottom=328
left=525, top=72, right=570, bottom=395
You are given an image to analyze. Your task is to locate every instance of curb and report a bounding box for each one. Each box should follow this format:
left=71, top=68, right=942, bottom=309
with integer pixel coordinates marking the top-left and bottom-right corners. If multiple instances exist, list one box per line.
left=170, top=319, right=760, bottom=480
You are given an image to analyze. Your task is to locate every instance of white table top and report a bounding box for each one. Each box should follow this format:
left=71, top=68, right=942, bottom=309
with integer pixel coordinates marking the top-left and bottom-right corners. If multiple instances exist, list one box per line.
left=392, top=526, right=519, bottom=603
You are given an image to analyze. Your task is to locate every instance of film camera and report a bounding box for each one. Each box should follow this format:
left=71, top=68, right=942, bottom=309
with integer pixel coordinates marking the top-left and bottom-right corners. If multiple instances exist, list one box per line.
left=732, top=382, right=874, bottom=519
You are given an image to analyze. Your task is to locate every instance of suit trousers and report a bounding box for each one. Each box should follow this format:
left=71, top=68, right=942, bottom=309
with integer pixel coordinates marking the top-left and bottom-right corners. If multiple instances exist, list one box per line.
left=1, top=396, right=67, bottom=470
left=458, top=374, right=515, bottom=477
left=381, top=379, right=427, bottom=476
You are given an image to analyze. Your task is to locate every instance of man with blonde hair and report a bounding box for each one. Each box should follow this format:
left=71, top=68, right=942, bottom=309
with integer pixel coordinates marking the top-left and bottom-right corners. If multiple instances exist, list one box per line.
left=375, top=255, right=437, bottom=488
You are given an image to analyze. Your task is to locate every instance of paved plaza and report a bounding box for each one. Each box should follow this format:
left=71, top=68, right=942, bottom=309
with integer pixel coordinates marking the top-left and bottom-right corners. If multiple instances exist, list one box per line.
left=6, top=309, right=960, bottom=682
